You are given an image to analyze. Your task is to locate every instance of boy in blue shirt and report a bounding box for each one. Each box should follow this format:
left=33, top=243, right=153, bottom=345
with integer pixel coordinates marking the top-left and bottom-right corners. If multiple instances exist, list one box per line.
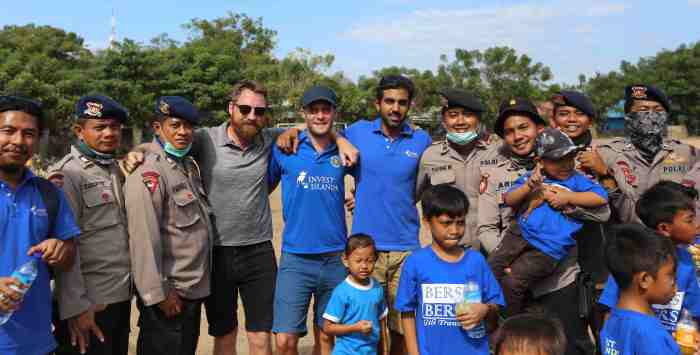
left=489, top=127, right=608, bottom=316
left=395, top=184, right=504, bottom=355
left=323, top=234, right=388, bottom=355
left=268, top=86, right=350, bottom=355
left=599, top=223, right=681, bottom=355
left=599, top=181, right=700, bottom=334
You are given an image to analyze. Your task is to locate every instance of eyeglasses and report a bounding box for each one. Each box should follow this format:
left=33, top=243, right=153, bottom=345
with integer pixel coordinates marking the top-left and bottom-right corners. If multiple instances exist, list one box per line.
left=235, top=104, right=267, bottom=116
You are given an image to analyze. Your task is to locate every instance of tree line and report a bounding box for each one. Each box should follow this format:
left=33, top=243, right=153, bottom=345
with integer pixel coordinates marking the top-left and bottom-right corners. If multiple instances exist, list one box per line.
left=1, top=12, right=699, bottom=157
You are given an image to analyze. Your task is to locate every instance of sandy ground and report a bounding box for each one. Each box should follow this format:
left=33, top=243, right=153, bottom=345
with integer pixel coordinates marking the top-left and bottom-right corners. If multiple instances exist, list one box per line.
left=123, top=137, right=700, bottom=354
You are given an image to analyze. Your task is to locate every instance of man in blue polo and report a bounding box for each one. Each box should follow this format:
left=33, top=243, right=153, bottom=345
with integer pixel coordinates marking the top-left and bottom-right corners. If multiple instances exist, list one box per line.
left=268, top=86, right=349, bottom=355
left=0, top=95, right=80, bottom=355
left=343, top=75, right=432, bottom=354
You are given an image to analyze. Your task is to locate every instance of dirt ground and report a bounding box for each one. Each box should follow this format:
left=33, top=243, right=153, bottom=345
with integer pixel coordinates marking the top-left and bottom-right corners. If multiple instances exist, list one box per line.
left=124, top=137, right=700, bottom=354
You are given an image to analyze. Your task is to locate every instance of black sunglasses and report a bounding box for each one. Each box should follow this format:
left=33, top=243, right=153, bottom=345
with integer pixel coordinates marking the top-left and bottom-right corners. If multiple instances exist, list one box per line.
left=235, top=104, right=267, bottom=116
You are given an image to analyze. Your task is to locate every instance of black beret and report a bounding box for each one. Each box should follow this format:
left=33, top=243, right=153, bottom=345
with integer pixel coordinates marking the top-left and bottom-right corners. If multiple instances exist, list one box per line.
left=439, top=88, right=485, bottom=113
left=75, top=94, right=128, bottom=123
left=155, top=96, right=200, bottom=125
left=0, top=95, right=44, bottom=130
left=624, top=84, right=670, bottom=113
left=494, top=98, right=545, bottom=138
left=551, top=90, right=595, bottom=118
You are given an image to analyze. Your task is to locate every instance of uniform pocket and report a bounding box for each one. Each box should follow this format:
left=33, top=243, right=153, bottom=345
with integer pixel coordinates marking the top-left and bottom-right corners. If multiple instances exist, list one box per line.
left=81, top=182, right=120, bottom=232
left=430, top=170, right=456, bottom=185
left=173, top=189, right=201, bottom=228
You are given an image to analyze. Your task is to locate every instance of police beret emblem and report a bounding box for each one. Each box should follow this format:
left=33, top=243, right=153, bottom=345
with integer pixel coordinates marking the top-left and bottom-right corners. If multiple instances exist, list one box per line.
left=509, top=99, right=517, bottom=106
left=552, top=94, right=566, bottom=105
left=84, top=102, right=103, bottom=117
left=159, top=101, right=170, bottom=115
left=631, top=86, right=648, bottom=99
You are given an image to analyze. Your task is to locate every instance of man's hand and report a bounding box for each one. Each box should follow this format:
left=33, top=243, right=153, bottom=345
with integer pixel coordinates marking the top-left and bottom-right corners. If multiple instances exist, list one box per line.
left=276, top=128, right=301, bottom=154
left=456, top=303, right=489, bottom=330
left=336, top=136, right=359, bottom=167
left=578, top=147, right=608, bottom=177
left=27, top=239, right=74, bottom=270
left=0, top=277, right=25, bottom=313
left=121, top=151, right=145, bottom=175
left=543, top=185, right=571, bottom=210
left=68, top=307, right=105, bottom=354
left=354, top=320, right=373, bottom=335
left=158, top=291, right=182, bottom=318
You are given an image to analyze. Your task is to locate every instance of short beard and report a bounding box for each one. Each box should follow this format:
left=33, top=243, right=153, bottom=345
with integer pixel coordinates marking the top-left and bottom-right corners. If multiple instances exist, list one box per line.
left=235, top=123, right=262, bottom=141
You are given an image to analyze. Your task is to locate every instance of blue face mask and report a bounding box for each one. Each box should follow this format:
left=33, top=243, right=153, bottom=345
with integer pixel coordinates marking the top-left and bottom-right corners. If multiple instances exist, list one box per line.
left=163, top=142, right=192, bottom=158
left=446, top=130, right=479, bottom=145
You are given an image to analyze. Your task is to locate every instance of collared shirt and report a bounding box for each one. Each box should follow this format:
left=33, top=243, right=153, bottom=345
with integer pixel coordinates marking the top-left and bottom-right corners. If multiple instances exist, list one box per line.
left=344, top=118, right=432, bottom=251
left=0, top=170, right=80, bottom=355
left=268, top=131, right=349, bottom=254
left=48, top=146, right=131, bottom=319
left=192, top=122, right=283, bottom=246
left=598, top=138, right=699, bottom=224
left=124, top=143, right=214, bottom=306
left=416, top=136, right=504, bottom=247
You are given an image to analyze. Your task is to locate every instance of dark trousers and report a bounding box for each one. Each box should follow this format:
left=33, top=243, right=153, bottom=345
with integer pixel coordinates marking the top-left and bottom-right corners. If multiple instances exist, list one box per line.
left=53, top=300, right=132, bottom=355
left=136, top=297, right=203, bottom=355
left=527, top=282, right=596, bottom=355
left=488, top=230, right=559, bottom=317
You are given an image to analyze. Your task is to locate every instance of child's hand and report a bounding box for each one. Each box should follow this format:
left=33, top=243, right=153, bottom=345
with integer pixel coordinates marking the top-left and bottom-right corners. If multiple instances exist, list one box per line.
left=456, top=303, right=489, bottom=330
left=527, top=163, right=544, bottom=189
left=543, top=185, right=571, bottom=210
left=354, top=320, right=373, bottom=335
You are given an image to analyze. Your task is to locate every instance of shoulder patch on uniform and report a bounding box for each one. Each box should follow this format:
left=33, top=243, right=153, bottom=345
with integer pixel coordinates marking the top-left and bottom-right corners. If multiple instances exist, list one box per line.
left=47, top=172, right=65, bottom=188
left=682, top=179, right=696, bottom=188
left=142, top=171, right=160, bottom=193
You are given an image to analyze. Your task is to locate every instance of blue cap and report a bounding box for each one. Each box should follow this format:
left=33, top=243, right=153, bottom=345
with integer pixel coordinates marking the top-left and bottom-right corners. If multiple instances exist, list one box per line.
left=302, top=86, right=337, bottom=108
left=624, top=84, right=670, bottom=113
left=552, top=91, right=595, bottom=118
left=154, top=96, right=201, bottom=125
left=75, top=94, right=128, bottom=123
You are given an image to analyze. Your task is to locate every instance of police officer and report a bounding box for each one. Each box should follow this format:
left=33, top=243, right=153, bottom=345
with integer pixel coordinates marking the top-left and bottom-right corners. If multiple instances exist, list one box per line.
left=124, top=96, right=213, bottom=355
left=48, top=94, right=132, bottom=355
left=416, top=88, right=503, bottom=249
left=593, top=85, right=699, bottom=223
left=478, top=98, right=607, bottom=355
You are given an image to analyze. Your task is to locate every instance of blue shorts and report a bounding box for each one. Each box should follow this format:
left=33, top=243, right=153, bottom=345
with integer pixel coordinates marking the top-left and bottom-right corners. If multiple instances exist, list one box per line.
left=272, top=251, right=346, bottom=335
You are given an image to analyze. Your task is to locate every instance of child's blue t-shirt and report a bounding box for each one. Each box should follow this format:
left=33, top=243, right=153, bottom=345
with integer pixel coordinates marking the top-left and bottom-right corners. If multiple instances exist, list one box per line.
left=509, top=171, right=607, bottom=260
left=600, top=308, right=680, bottom=355
left=599, top=246, right=700, bottom=332
left=323, top=277, right=388, bottom=355
left=394, top=247, right=505, bottom=355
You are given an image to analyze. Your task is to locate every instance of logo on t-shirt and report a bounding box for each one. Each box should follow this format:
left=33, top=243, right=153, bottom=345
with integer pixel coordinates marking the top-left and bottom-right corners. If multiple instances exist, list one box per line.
left=295, top=170, right=340, bottom=192
left=652, top=291, right=684, bottom=331
left=603, top=338, right=620, bottom=355
left=421, top=283, right=463, bottom=327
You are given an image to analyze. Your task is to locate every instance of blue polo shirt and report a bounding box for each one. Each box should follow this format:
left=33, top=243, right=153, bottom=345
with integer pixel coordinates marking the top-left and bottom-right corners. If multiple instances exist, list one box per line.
left=0, top=170, right=80, bottom=355
left=268, top=131, right=349, bottom=254
left=344, top=118, right=431, bottom=251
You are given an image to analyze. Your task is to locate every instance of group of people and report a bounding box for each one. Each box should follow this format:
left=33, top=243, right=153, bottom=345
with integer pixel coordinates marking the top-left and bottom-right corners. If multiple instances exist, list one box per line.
left=1, top=73, right=699, bottom=355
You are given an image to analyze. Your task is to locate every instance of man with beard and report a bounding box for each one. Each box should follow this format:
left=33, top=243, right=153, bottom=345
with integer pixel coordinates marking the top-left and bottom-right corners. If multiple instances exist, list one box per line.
left=267, top=86, right=350, bottom=355
left=478, top=98, right=608, bottom=355
left=342, top=75, right=432, bottom=355
left=593, top=85, right=699, bottom=223
left=48, top=94, right=132, bottom=355
left=124, top=96, right=213, bottom=355
left=0, top=95, right=79, bottom=355
left=416, top=88, right=503, bottom=251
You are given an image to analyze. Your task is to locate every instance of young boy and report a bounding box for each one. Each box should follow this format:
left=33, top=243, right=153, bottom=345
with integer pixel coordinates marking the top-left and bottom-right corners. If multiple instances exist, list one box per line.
left=599, top=181, right=700, bottom=333
left=395, top=184, right=504, bottom=355
left=492, top=313, right=567, bottom=355
left=489, top=127, right=608, bottom=316
left=599, top=223, right=680, bottom=354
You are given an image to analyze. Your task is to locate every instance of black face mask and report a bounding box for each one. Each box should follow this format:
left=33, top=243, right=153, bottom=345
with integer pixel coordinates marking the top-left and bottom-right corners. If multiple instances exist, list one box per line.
left=624, top=111, right=668, bottom=162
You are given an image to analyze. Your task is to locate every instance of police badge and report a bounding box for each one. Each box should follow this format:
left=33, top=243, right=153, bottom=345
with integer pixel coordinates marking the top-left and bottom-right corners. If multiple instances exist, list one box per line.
left=160, top=101, right=170, bottom=115
left=84, top=102, right=103, bottom=117
left=630, top=86, right=648, bottom=99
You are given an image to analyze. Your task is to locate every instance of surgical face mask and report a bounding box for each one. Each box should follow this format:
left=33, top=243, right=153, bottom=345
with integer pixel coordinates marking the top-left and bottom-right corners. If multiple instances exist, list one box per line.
left=446, top=130, right=479, bottom=146
left=163, top=142, right=192, bottom=158
left=625, top=111, right=668, bottom=159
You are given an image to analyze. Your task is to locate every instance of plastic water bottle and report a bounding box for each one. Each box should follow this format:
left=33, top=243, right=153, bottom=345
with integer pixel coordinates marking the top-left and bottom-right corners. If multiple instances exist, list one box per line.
left=458, top=280, right=486, bottom=339
left=676, top=309, right=699, bottom=355
left=0, top=256, right=40, bottom=326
